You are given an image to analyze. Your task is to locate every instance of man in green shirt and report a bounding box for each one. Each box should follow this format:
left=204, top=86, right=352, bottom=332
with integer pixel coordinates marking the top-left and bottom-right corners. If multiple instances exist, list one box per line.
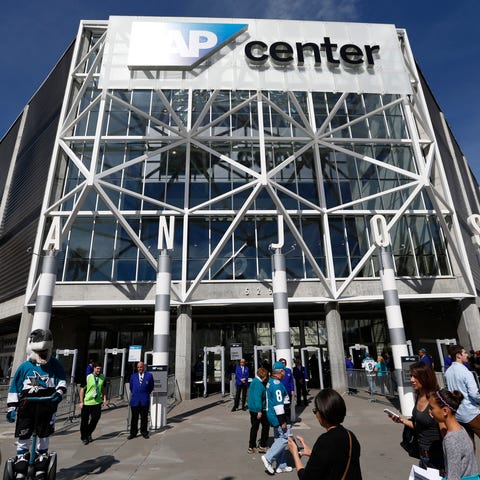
left=79, top=363, right=107, bottom=444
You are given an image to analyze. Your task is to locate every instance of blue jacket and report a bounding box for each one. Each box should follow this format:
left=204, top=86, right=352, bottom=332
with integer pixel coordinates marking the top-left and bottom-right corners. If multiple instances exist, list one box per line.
left=247, top=376, right=266, bottom=413
left=293, top=365, right=307, bottom=382
left=129, top=371, right=154, bottom=407
left=235, top=364, right=249, bottom=386
left=281, top=367, right=295, bottom=394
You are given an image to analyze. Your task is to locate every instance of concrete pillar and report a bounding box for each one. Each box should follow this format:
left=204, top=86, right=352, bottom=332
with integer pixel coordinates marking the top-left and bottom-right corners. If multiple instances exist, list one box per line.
left=325, top=302, right=347, bottom=393
left=175, top=305, right=192, bottom=401
left=12, top=307, right=34, bottom=376
left=458, top=298, right=480, bottom=350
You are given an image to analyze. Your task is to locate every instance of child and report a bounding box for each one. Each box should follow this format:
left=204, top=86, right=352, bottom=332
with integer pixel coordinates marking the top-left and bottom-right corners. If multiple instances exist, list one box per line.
left=428, top=388, right=479, bottom=480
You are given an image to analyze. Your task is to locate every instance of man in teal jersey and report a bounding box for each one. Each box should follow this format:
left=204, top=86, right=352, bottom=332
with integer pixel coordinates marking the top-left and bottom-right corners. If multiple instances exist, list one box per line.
left=261, top=361, right=293, bottom=475
left=79, top=363, right=107, bottom=444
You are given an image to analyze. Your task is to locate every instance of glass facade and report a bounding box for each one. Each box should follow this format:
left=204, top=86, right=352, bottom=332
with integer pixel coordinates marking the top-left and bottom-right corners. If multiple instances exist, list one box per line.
left=45, top=23, right=452, bottom=300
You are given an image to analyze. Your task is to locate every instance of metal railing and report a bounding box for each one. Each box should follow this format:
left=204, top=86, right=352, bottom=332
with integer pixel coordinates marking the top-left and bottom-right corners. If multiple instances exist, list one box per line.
left=346, top=369, right=397, bottom=399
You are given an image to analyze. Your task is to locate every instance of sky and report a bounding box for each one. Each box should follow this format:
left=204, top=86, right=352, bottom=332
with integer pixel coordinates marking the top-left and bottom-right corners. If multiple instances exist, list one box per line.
left=1, top=0, right=479, bottom=178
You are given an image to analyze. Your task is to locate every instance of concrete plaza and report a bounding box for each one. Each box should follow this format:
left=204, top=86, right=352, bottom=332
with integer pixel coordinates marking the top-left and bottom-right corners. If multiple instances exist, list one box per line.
left=2, top=390, right=478, bottom=479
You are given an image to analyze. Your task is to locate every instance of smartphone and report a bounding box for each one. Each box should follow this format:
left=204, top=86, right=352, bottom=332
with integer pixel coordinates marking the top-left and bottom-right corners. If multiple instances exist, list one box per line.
left=383, top=408, right=400, bottom=420
left=289, top=434, right=303, bottom=451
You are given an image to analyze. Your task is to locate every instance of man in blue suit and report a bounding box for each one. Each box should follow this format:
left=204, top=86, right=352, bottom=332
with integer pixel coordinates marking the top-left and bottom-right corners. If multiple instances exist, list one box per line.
left=232, top=358, right=250, bottom=412
left=128, top=362, right=154, bottom=439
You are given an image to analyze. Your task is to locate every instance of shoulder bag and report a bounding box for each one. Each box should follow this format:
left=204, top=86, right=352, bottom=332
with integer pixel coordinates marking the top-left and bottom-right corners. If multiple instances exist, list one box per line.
left=400, top=422, right=420, bottom=459
left=341, top=430, right=353, bottom=480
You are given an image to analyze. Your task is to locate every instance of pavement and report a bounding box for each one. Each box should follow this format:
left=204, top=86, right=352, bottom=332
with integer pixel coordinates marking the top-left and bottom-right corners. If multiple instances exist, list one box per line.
left=1, top=390, right=480, bottom=479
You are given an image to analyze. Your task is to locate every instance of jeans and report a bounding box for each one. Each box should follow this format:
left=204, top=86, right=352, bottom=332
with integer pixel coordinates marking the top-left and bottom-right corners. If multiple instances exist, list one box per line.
left=265, top=424, right=290, bottom=469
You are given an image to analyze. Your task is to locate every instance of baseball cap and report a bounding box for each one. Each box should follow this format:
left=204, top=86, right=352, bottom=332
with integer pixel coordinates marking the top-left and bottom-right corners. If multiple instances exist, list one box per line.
left=273, top=361, right=286, bottom=370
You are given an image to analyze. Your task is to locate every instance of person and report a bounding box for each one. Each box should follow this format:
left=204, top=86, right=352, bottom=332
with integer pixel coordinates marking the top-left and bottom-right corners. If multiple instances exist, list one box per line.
left=247, top=367, right=270, bottom=454
left=293, top=357, right=308, bottom=406
left=361, top=353, right=376, bottom=395
left=86, top=358, right=95, bottom=376
left=79, top=362, right=107, bottom=444
left=128, top=361, right=154, bottom=439
left=418, top=348, right=433, bottom=368
left=232, top=358, right=249, bottom=412
left=445, top=344, right=480, bottom=443
left=444, top=353, right=453, bottom=371
left=388, top=361, right=445, bottom=472
left=279, top=358, right=294, bottom=421
left=261, top=361, right=292, bottom=474
left=345, top=355, right=357, bottom=394
left=287, top=388, right=362, bottom=479
left=428, top=388, right=479, bottom=480
left=385, top=352, right=397, bottom=394
left=6, top=329, right=67, bottom=480
left=375, top=355, right=388, bottom=395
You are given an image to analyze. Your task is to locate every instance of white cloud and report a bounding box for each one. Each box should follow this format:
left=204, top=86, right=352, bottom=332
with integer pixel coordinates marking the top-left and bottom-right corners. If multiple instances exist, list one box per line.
left=262, top=0, right=361, bottom=22
left=194, top=0, right=360, bottom=22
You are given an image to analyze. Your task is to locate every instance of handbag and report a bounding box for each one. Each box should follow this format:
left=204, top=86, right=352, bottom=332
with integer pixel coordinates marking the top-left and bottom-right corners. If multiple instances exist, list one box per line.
left=400, top=423, right=420, bottom=459
left=341, top=430, right=353, bottom=480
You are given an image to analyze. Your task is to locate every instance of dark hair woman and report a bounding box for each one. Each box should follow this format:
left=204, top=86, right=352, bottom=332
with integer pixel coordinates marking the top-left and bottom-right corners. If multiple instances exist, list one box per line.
left=428, top=389, right=479, bottom=480
left=388, top=361, right=445, bottom=473
left=287, top=388, right=362, bottom=479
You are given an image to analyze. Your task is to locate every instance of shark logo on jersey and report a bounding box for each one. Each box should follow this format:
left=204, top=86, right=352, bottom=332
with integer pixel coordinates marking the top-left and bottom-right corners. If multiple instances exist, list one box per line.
left=25, top=371, right=50, bottom=393
left=128, top=21, right=248, bottom=70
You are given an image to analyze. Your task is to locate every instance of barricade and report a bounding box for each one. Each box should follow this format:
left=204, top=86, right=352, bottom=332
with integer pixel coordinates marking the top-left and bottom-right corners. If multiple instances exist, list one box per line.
left=346, top=369, right=397, bottom=399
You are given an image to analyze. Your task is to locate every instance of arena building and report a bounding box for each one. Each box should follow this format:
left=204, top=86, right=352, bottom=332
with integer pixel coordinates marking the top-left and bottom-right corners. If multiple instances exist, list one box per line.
left=1, top=16, right=480, bottom=399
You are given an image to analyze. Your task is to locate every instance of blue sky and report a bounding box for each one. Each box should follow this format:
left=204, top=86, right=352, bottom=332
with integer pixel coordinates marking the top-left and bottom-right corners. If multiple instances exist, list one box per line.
left=1, top=0, right=479, bottom=178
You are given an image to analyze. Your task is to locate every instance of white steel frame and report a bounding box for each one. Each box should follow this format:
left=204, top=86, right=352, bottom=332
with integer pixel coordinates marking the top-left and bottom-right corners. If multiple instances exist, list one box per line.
left=26, top=22, right=476, bottom=308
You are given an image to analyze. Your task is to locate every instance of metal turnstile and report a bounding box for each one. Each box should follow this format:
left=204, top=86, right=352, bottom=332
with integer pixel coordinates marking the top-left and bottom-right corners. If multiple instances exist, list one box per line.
left=253, top=345, right=276, bottom=373
left=436, top=338, right=457, bottom=372
left=203, top=346, right=225, bottom=397
left=103, top=348, right=127, bottom=398
left=300, top=347, right=324, bottom=390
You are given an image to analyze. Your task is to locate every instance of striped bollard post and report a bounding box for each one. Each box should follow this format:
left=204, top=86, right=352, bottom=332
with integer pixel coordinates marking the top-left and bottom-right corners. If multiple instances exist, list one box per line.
left=151, top=250, right=171, bottom=429
left=371, top=215, right=414, bottom=416
left=31, top=249, right=57, bottom=332
left=271, top=250, right=292, bottom=367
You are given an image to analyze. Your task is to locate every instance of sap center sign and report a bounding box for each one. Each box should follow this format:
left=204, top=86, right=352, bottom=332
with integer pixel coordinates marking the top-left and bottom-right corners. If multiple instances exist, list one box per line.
left=100, top=16, right=412, bottom=94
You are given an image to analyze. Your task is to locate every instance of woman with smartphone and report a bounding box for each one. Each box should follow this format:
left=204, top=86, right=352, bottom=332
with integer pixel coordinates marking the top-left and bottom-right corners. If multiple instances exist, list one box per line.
left=287, top=388, right=362, bottom=479
left=388, top=361, right=445, bottom=473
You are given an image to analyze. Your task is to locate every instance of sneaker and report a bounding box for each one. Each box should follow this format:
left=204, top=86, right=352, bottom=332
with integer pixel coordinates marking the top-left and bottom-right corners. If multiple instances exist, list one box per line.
left=276, top=466, right=293, bottom=473
left=35, top=453, right=49, bottom=473
left=88, top=435, right=93, bottom=443
left=257, top=446, right=268, bottom=453
left=14, top=453, right=29, bottom=479
left=82, top=438, right=89, bottom=445
left=247, top=447, right=257, bottom=454
left=261, top=455, right=275, bottom=475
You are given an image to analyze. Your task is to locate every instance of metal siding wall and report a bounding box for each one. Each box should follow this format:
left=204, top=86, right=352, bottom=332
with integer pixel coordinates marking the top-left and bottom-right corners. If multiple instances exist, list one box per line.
left=419, top=71, right=480, bottom=292
left=0, top=119, right=21, bottom=203
left=0, top=44, right=74, bottom=304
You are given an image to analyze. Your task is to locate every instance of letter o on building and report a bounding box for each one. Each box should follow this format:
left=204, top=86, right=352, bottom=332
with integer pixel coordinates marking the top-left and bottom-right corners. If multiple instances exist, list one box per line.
left=370, top=214, right=390, bottom=247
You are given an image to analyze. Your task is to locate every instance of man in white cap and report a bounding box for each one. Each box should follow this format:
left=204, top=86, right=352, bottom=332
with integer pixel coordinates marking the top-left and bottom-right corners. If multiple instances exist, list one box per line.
left=261, top=361, right=293, bottom=475
left=6, top=329, right=67, bottom=480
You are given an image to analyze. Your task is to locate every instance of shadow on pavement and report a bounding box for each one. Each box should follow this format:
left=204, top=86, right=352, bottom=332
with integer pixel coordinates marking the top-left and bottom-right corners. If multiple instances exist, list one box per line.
left=169, top=399, right=228, bottom=423
left=56, top=455, right=119, bottom=479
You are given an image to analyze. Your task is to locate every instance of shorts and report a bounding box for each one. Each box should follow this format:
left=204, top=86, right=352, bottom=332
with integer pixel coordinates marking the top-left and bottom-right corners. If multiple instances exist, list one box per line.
left=15, top=399, right=57, bottom=439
